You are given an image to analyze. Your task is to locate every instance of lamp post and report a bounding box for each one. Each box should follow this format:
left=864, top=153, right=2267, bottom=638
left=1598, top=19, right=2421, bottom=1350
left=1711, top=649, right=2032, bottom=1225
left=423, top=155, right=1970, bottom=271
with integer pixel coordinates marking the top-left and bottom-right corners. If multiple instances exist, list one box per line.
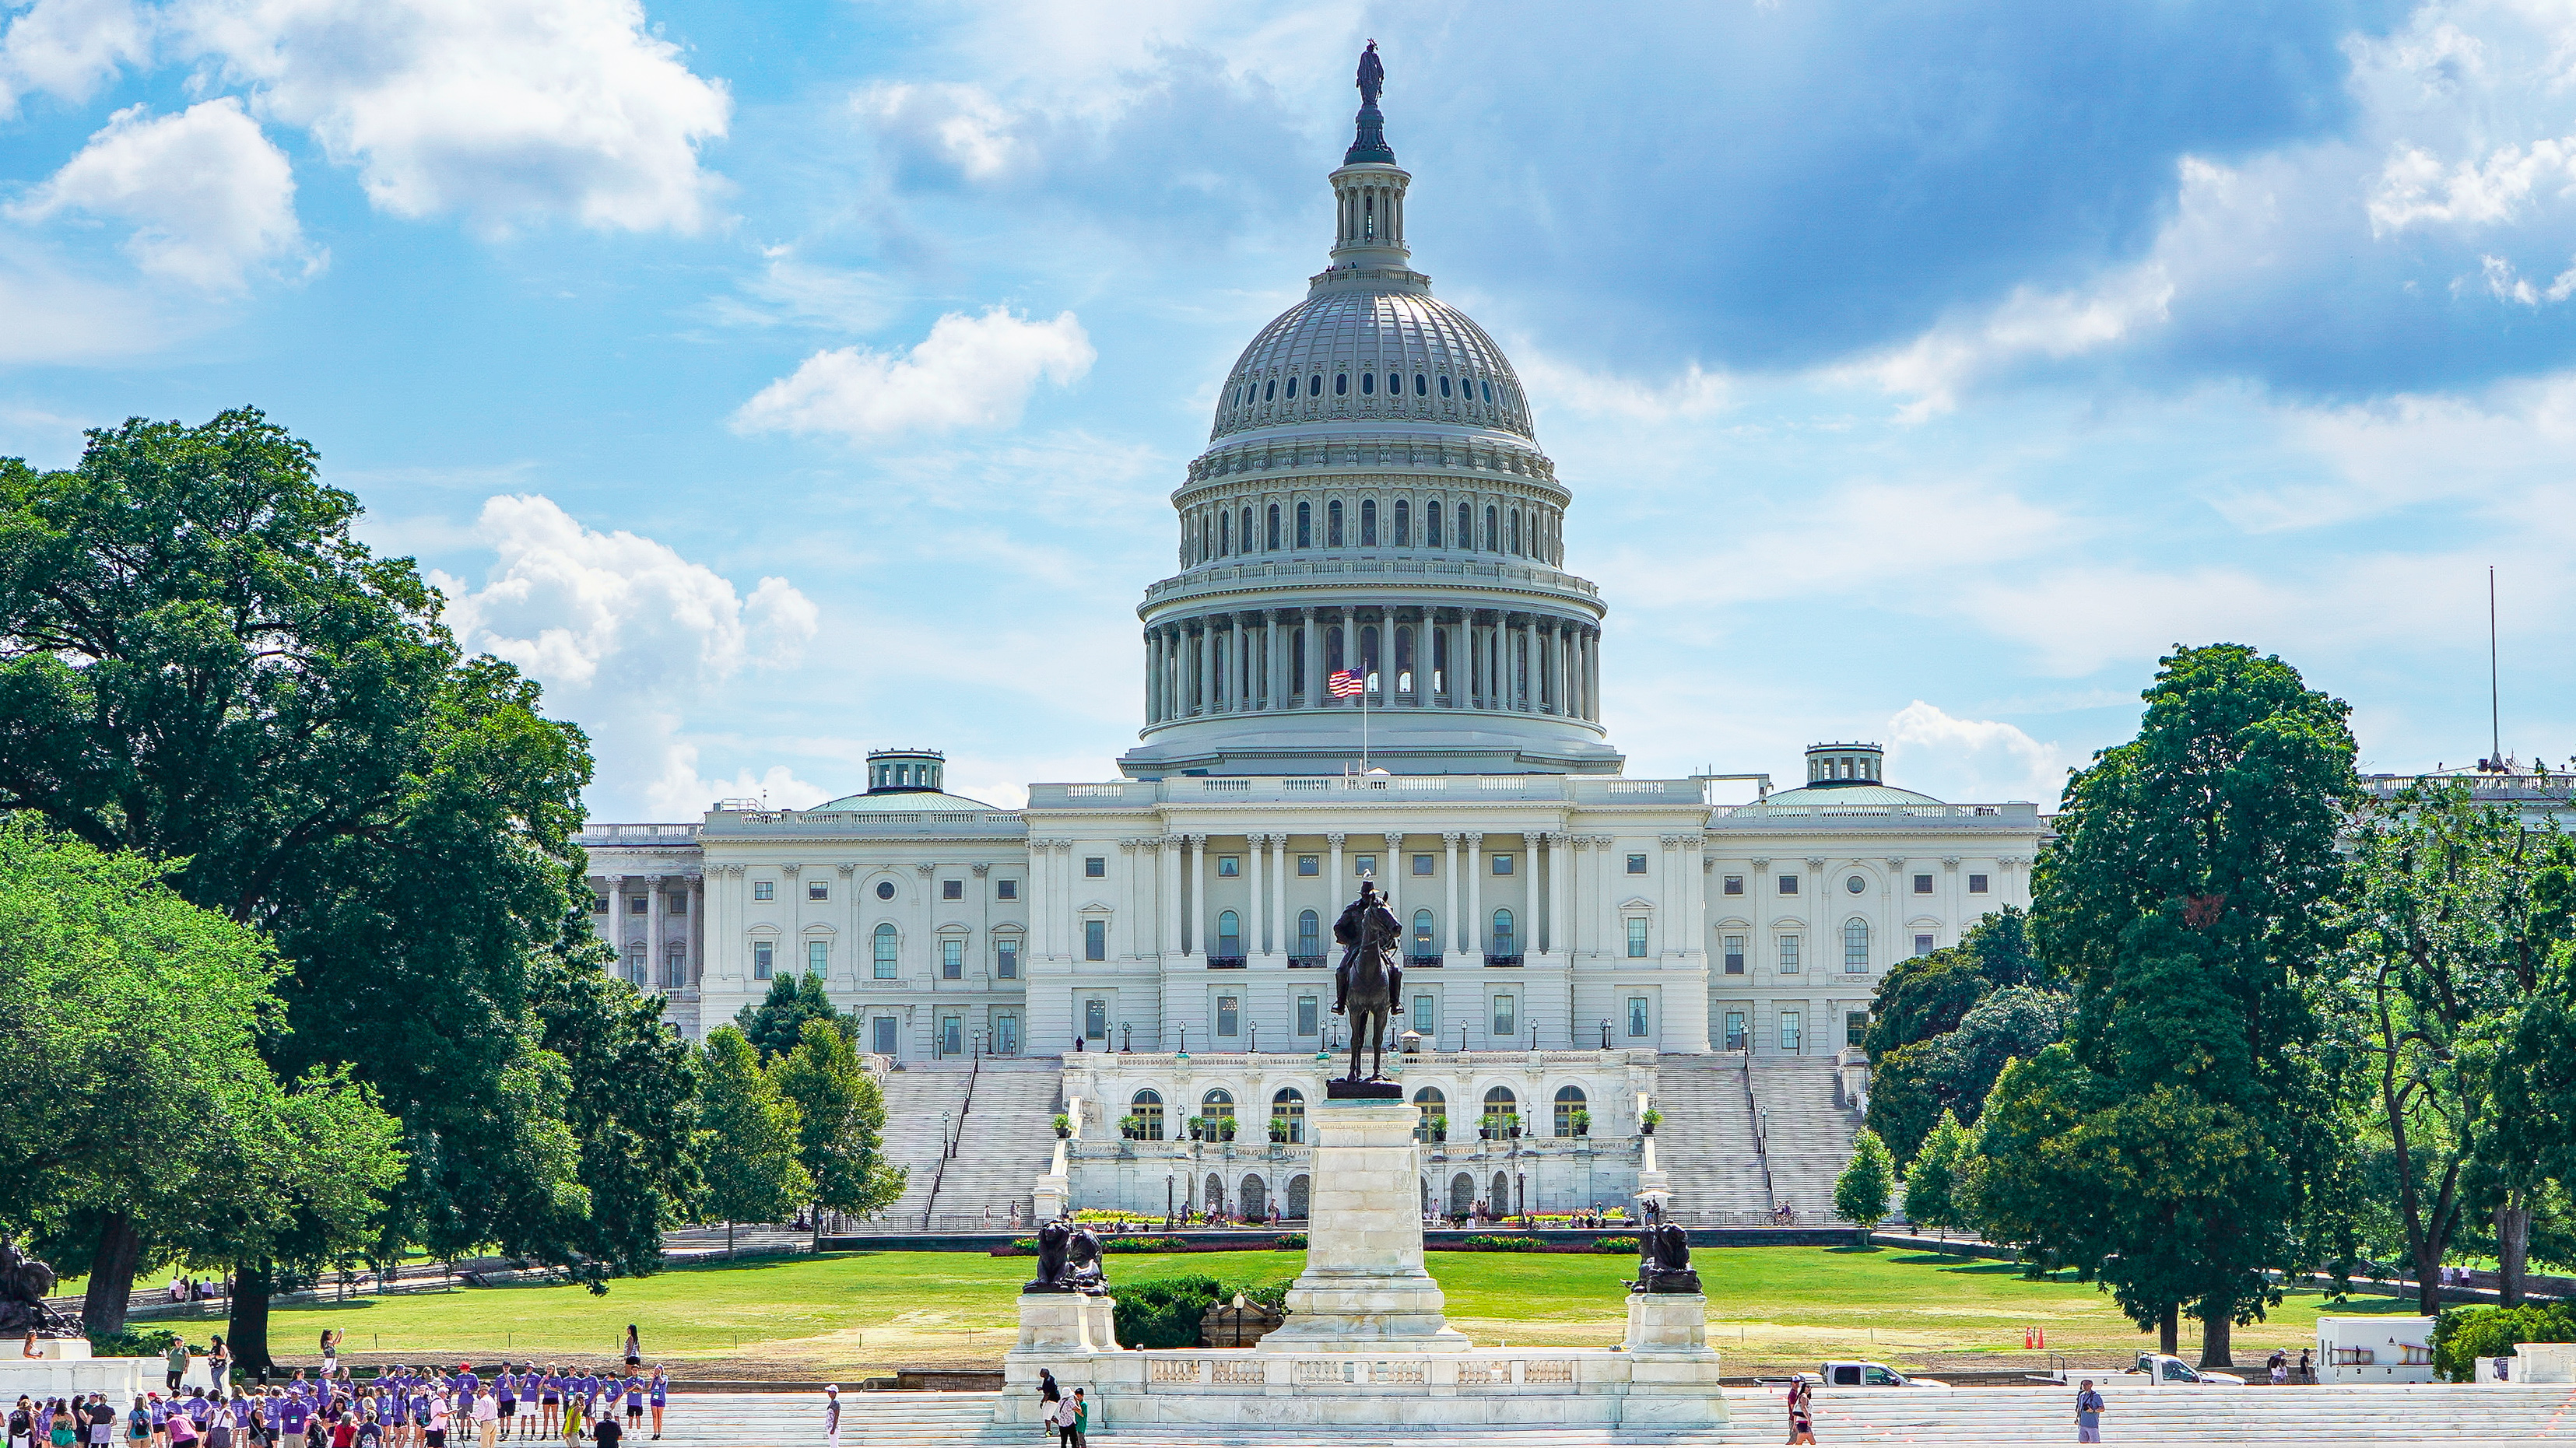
left=1600, top=1019, right=1612, bottom=1050
left=1121, top=1021, right=1132, bottom=1053
left=1249, top=1022, right=1260, bottom=1054
left=1166, top=1172, right=1175, bottom=1225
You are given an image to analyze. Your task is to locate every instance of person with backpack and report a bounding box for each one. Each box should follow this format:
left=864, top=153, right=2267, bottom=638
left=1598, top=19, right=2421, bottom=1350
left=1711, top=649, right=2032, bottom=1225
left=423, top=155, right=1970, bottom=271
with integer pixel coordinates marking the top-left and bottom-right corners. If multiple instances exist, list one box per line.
left=2076, top=1378, right=2107, bottom=1443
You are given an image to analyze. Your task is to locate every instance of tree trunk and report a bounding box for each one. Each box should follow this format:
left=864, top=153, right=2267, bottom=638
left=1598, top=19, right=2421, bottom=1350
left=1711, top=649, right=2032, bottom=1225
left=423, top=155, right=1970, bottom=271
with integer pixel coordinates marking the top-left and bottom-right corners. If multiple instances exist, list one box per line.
left=228, top=1262, right=275, bottom=1380
left=726, top=1220, right=735, bottom=1254
left=2159, top=1304, right=2179, bottom=1355
left=2497, top=1204, right=2532, bottom=1309
left=2413, top=1239, right=2444, bottom=1318
left=2196, top=1301, right=2234, bottom=1369
left=81, top=1211, right=146, bottom=1337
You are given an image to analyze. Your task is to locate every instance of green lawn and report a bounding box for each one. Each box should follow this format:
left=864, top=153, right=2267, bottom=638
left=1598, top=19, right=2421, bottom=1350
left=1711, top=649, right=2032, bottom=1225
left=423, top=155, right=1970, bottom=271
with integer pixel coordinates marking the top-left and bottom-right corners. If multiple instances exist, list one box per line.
left=133, top=1246, right=2422, bottom=1379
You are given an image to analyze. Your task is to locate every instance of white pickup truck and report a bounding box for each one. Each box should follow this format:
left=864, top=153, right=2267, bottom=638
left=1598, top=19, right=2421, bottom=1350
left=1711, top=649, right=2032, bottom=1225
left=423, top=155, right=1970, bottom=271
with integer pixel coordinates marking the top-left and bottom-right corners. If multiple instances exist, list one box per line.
left=2125, top=1352, right=2247, bottom=1387
left=1813, top=1361, right=1951, bottom=1389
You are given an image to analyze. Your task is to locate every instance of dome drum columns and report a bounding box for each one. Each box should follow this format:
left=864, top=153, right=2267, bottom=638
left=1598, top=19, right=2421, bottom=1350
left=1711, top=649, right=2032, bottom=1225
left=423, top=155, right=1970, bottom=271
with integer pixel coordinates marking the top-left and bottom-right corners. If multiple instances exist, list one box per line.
left=1142, top=604, right=1601, bottom=728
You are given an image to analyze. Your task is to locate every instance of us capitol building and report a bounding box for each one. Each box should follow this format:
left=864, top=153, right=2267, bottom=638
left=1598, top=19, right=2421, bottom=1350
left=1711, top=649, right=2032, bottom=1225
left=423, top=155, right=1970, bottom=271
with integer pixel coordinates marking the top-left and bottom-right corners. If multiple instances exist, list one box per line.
left=580, top=65, right=2048, bottom=1223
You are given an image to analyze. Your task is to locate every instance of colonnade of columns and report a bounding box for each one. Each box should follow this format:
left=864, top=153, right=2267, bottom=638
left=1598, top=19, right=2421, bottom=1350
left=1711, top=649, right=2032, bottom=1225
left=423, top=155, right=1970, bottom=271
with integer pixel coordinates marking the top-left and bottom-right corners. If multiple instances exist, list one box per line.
left=597, top=872, right=704, bottom=990
left=1143, top=603, right=1602, bottom=726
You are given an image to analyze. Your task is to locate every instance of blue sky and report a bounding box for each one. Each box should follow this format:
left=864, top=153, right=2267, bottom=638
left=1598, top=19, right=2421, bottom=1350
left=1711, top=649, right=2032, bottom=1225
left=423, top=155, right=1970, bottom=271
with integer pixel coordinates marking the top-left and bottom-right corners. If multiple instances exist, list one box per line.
left=6, top=0, right=2574, bottom=818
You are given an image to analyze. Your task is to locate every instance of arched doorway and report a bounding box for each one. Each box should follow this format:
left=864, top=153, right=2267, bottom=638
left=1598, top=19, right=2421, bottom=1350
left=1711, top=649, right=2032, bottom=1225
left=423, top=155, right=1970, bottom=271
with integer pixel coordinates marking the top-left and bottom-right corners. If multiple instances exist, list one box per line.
left=1449, top=1172, right=1475, bottom=1217
left=1287, top=1175, right=1311, bottom=1219
left=1204, top=1172, right=1224, bottom=1215
left=1491, top=1170, right=1511, bottom=1215
left=1240, top=1175, right=1268, bottom=1219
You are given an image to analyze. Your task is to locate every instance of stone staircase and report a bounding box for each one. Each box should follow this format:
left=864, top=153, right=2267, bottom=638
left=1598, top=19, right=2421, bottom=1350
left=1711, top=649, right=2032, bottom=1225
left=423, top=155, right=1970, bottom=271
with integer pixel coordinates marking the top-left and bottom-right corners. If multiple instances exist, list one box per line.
left=874, top=1065, right=977, bottom=1225
left=1645, top=1056, right=1771, bottom=1223
left=926, top=1060, right=1062, bottom=1227
left=1746, top=1057, right=1859, bottom=1222
left=651, top=1391, right=1729, bottom=1446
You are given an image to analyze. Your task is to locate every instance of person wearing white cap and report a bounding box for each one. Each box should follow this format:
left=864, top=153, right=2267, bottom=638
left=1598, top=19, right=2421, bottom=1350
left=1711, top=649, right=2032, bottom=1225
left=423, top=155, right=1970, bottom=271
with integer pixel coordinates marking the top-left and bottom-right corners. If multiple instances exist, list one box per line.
left=819, top=1390, right=837, bottom=1448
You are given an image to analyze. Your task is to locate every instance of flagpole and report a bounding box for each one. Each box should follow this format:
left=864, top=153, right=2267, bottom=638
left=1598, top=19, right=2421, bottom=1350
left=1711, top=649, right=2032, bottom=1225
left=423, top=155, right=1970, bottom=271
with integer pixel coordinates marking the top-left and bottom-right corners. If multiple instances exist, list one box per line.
left=1362, top=661, right=1370, bottom=773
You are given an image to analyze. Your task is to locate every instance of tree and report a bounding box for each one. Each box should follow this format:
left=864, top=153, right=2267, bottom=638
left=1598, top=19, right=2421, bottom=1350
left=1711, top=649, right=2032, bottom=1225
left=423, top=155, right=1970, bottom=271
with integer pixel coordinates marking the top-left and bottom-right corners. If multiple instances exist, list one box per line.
left=1835, top=1129, right=1896, bottom=1231
left=2027, top=643, right=2360, bottom=1366
left=1904, top=1111, right=1971, bottom=1239
left=1871, top=985, right=2071, bottom=1162
left=768, top=1019, right=905, bottom=1240
left=735, top=973, right=844, bottom=1062
left=0, top=410, right=595, bottom=1365
left=697, top=1028, right=807, bottom=1250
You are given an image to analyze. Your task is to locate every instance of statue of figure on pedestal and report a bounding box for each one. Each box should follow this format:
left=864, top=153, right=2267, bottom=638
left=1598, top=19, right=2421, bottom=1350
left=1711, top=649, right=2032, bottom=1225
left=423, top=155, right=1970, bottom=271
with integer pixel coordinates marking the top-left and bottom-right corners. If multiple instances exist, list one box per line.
left=0, top=1237, right=72, bottom=1335
left=1330, top=880, right=1403, bottom=1092
left=1630, top=1221, right=1702, bottom=1295
left=1023, top=1216, right=1109, bottom=1295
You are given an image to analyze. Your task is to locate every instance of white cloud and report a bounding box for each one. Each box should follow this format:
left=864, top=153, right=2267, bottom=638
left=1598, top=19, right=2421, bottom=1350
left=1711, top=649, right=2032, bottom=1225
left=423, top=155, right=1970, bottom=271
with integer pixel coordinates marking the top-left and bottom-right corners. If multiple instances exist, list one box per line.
left=857, top=80, right=1027, bottom=181
left=176, top=0, right=730, bottom=234
left=1834, top=256, right=2174, bottom=420
left=2369, top=136, right=2576, bottom=233
left=702, top=247, right=897, bottom=332
left=644, top=749, right=825, bottom=819
left=1883, top=700, right=2072, bottom=805
left=0, top=0, right=152, bottom=115
left=1511, top=351, right=1732, bottom=422
left=11, top=98, right=311, bottom=289
left=430, top=493, right=818, bottom=817
left=732, top=306, right=1095, bottom=441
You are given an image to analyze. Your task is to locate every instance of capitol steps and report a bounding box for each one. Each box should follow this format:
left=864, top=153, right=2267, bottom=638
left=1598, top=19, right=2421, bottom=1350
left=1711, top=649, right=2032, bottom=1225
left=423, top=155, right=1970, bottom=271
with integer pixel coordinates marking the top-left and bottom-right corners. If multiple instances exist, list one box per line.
left=1645, top=1057, right=1770, bottom=1221
left=645, top=1392, right=1730, bottom=1446
left=1745, top=1057, right=1858, bottom=1222
left=872, top=1066, right=978, bottom=1225
left=928, top=1061, right=1062, bottom=1227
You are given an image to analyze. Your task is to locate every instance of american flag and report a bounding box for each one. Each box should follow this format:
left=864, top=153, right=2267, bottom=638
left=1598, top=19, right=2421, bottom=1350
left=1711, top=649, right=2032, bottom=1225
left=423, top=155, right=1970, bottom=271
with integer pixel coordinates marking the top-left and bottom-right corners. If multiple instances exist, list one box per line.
left=1328, top=669, right=1365, bottom=698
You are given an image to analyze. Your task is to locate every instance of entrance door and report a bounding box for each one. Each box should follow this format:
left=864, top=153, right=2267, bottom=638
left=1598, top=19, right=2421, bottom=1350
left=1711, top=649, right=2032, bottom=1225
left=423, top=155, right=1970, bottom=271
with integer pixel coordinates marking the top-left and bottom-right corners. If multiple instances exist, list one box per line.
left=992, top=1012, right=1020, bottom=1056
left=1240, top=1176, right=1267, bottom=1218
left=1449, top=1173, right=1474, bottom=1217
left=872, top=1015, right=899, bottom=1059
left=1724, top=1010, right=1746, bottom=1053
left=940, top=1013, right=963, bottom=1057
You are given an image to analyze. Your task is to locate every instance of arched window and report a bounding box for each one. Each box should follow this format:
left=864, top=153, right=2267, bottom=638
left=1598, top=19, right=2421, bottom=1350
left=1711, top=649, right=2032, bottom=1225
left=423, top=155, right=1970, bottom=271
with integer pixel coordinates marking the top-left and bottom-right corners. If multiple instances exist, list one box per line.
left=873, top=922, right=897, bottom=979
left=1335, top=372, right=1348, bottom=395
left=1440, top=375, right=1453, bottom=398
left=1845, top=918, right=1869, bottom=972
left=1287, top=375, right=1300, bottom=399
left=1272, top=1087, right=1306, bottom=1144
left=1482, top=380, right=1493, bottom=402
left=1511, top=510, right=1522, bottom=555
left=1361, top=371, right=1374, bottom=395
left=1449, top=1171, right=1474, bottom=1215
left=1413, top=1086, right=1447, bottom=1141
left=1267, top=504, right=1280, bottom=550
left=1202, top=1089, right=1234, bottom=1124
left=1491, top=907, right=1514, bottom=956
left=1413, top=909, right=1436, bottom=955
left=1241, top=507, right=1252, bottom=554
left=1265, top=378, right=1276, bottom=401
left=1387, top=372, right=1400, bottom=395
left=1308, top=373, right=1321, bottom=398
left=1553, top=1085, right=1588, bottom=1138
left=1486, top=506, right=1499, bottom=552
left=1132, top=1089, right=1165, bottom=1141
left=1456, top=503, right=1470, bottom=549
left=1393, top=500, right=1409, bottom=545
left=1361, top=499, right=1377, bottom=545
left=1414, top=373, right=1427, bottom=396
left=1219, top=511, right=1230, bottom=556
left=1199, top=517, right=1209, bottom=562
left=1296, top=501, right=1311, bottom=548
left=625, top=943, right=646, bottom=987
left=1426, top=501, right=1442, bottom=547
left=1298, top=909, right=1321, bottom=959
left=1360, top=625, right=1378, bottom=675
left=1217, top=910, right=1241, bottom=958
left=1482, top=1086, right=1518, bottom=1134
left=1328, top=500, right=1344, bottom=546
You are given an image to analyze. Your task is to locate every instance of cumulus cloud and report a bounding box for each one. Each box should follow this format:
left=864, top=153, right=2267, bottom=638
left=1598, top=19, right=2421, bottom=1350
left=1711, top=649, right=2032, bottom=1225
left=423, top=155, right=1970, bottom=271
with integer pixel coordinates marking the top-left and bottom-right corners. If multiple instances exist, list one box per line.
left=176, top=0, right=730, bottom=234
left=430, top=493, right=818, bottom=817
left=732, top=306, right=1094, bottom=441
left=11, top=98, right=311, bottom=289
left=2369, top=137, right=2576, bottom=233
left=1834, top=257, right=2175, bottom=420
left=1883, top=701, right=2072, bottom=806
left=0, top=0, right=152, bottom=115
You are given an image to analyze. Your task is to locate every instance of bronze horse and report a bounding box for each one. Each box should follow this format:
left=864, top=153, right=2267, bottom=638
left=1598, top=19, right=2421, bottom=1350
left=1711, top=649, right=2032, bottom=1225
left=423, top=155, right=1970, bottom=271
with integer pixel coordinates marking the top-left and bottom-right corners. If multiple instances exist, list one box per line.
left=1334, top=883, right=1403, bottom=1082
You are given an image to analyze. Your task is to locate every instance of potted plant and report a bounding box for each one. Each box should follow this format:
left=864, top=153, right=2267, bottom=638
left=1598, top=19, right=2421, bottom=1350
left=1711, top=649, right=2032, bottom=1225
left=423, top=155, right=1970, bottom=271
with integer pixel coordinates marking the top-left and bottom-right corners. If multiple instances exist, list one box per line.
left=1640, top=1108, right=1662, bottom=1136
left=1506, top=1116, right=1522, bottom=1140
left=1119, top=1114, right=1147, bottom=1141
left=1268, top=1119, right=1290, bottom=1144
left=1216, top=1117, right=1237, bottom=1141
left=1186, top=1117, right=1206, bottom=1142
left=1053, top=1113, right=1072, bottom=1139
left=1477, top=1113, right=1498, bottom=1141
left=1568, top=1108, right=1591, bottom=1138
left=1426, top=1113, right=1448, bottom=1143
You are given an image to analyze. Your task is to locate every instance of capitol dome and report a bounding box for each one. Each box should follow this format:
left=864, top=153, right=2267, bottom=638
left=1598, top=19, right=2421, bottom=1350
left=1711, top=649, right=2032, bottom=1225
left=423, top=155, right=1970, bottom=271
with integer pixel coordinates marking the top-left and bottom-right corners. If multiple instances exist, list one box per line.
left=1118, top=48, right=1620, bottom=781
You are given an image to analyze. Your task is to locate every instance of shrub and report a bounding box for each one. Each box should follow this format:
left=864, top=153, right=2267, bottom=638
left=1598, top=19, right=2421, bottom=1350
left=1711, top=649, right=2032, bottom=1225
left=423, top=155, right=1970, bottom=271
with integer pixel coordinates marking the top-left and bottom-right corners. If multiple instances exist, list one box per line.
left=1596, top=1236, right=1640, bottom=1253
left=89, top=1327, right=181, bottom=1358
left=2432, top=1303, right=2576, bottom=1382
left=1835, top=1128, right=1897, bottom=1228
left=1113, top=1274, right=1226, bottom=1348
left=1101, top=1236, right=1188, bottom=1253
left=1460, top=1235, right=1542, bottom=1252
left=1274, top=1233, right=1307, bottom=1249
left=1052, top=1113, right=1072, bottom=1138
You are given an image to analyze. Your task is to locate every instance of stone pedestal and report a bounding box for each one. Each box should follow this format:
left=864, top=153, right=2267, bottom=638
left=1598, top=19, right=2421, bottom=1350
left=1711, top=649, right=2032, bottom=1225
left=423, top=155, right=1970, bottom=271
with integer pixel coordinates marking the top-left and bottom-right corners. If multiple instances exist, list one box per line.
left=29, top=1338, right=91, bottom=1360
left=1016, top=1292, right=1119, bottom=1352
left=1259, top=1099, right=1469, bottom=1352
left=1620, top=1292, right=1728, bottom=1429
left=1624, top=1292, right=1709, bottom=1351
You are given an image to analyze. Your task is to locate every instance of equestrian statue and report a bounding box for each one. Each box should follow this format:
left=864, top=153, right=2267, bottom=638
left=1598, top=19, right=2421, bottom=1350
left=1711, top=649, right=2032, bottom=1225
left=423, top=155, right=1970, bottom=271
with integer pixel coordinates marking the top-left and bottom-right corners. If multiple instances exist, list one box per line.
left=1330, top=879, right=1404, bottom=1092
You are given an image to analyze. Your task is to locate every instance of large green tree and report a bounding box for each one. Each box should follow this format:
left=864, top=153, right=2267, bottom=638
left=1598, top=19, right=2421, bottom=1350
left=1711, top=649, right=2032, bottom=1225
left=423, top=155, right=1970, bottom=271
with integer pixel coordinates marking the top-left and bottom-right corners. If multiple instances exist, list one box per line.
left=0, top=411, right=597, bottom=1362
left=697, top=1028, right=806, bottom=1250
left=768, top=1019, right=906, bottom=1240
left=735, top=973, right=844, bottom=1062
left=2023, top=643, right=2360, bottom=1366
left=1865, top=909, right=2063, bottom=1161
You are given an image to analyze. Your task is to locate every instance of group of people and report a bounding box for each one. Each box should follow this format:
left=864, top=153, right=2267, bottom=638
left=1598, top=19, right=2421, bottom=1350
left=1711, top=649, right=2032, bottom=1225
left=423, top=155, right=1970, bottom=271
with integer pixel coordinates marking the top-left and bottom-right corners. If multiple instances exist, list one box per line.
left=13, top=1359, right=674, bottom=1448
left=2263, top=1348, right=2318, bottom=1385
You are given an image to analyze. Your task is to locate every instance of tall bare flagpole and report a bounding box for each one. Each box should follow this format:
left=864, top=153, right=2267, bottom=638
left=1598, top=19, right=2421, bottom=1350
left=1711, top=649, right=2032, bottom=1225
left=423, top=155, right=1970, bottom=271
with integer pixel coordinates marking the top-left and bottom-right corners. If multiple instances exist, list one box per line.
left=2490, top=565, right=2503, bottom=770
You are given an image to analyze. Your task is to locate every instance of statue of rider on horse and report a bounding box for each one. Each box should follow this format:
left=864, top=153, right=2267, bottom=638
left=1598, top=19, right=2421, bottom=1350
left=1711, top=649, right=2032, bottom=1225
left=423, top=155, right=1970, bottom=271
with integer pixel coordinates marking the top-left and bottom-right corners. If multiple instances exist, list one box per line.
left=1330, top=878, right=1405, bottom=1088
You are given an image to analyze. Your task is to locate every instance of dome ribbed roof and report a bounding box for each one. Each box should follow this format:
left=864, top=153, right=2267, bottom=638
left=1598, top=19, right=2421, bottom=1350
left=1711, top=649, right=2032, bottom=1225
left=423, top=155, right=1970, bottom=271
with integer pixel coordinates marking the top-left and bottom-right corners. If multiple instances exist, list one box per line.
left=1757, top=782, right=1946, bottom=808
left=1209, top=289, right=1533, bottom=444
left=804, top=788, right=999, bottom=813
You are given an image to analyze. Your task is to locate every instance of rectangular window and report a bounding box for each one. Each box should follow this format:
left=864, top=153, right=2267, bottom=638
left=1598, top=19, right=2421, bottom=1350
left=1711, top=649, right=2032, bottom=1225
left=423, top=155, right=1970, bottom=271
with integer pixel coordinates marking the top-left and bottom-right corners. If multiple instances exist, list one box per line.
left=1354, top=854, right=1377, bottom=876
left=998, top=878, right=1019, bottom=899
left=1086, top=999, right=1109, bottom=1040
left=1085, top=857, right=1106, bottom=878
left=1779, top=936, right=1801, bottom=973
left=1723, top=1010, right=1746, bottom=1051
left=1776, top=874, right=1799, bottom=896
left=1968, top=873, right=1990, bottom=894
left=807, top=879, right=829, bottom=902
left=1722, top=875, right=1744, bottom=896
left=591, top=895, right=609, bottom=913
left=667, top=892, right=687, bottom=916
left=1413, top=854, right=1434, bottom=875
left=1492, top=854, right=1514, bottom=875
left=942, top=878, right=963, bottom=900
left=1628, top=996, right=1651, bottom=1039
left=629, top=895, right=648, bottom=915
left=1084, top=919, right=1106, bottom=962
left=1912, top=874, right=1934, bottom=895
left=1723, top=934, right=1746, bottom=975
left=1216, top=995, right=1238, bottom=1036
left=997, top=939, right=1020, bottom=979
left=753, top=940, right=774, bottom=980
left=753, top=880, right=775, bottom=902
left=1412, top=993, right=1437, bottom=1036
left=941, top=1015, right=963, bottom=1056
left=1780, top=1009, right=1802, bottom=1053
left=1218, top=854, right=1240, bottom=878
left=1847, top=1011, right=1870, bottom=1047
left=1626, top=917, right=1649, bottom=958
left=942, top=939, right=963, bottom=979
left=1492, top=994, right=1516, bottom=1038
left=994, top=1012, right=1020, bottom=1055
left=1627, top=854, right=1648, bottom=874
left=872, top=1016, right=897, bottom=1056
left=1298, top=854, right=1319, bottom=876
left=806, top=940, right=829, bottom=975
left=1914, top=934, right=1936, bottom=957
left=1297, top=995, right=1319, bottom=1036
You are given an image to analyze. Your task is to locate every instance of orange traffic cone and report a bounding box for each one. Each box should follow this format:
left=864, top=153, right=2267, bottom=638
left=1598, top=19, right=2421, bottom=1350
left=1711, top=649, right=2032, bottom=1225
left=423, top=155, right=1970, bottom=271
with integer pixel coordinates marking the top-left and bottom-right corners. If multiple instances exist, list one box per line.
left=2023, top=1327, right=2035, bottom=1349
left=2037, top=1327, right=2047, bottom=1349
